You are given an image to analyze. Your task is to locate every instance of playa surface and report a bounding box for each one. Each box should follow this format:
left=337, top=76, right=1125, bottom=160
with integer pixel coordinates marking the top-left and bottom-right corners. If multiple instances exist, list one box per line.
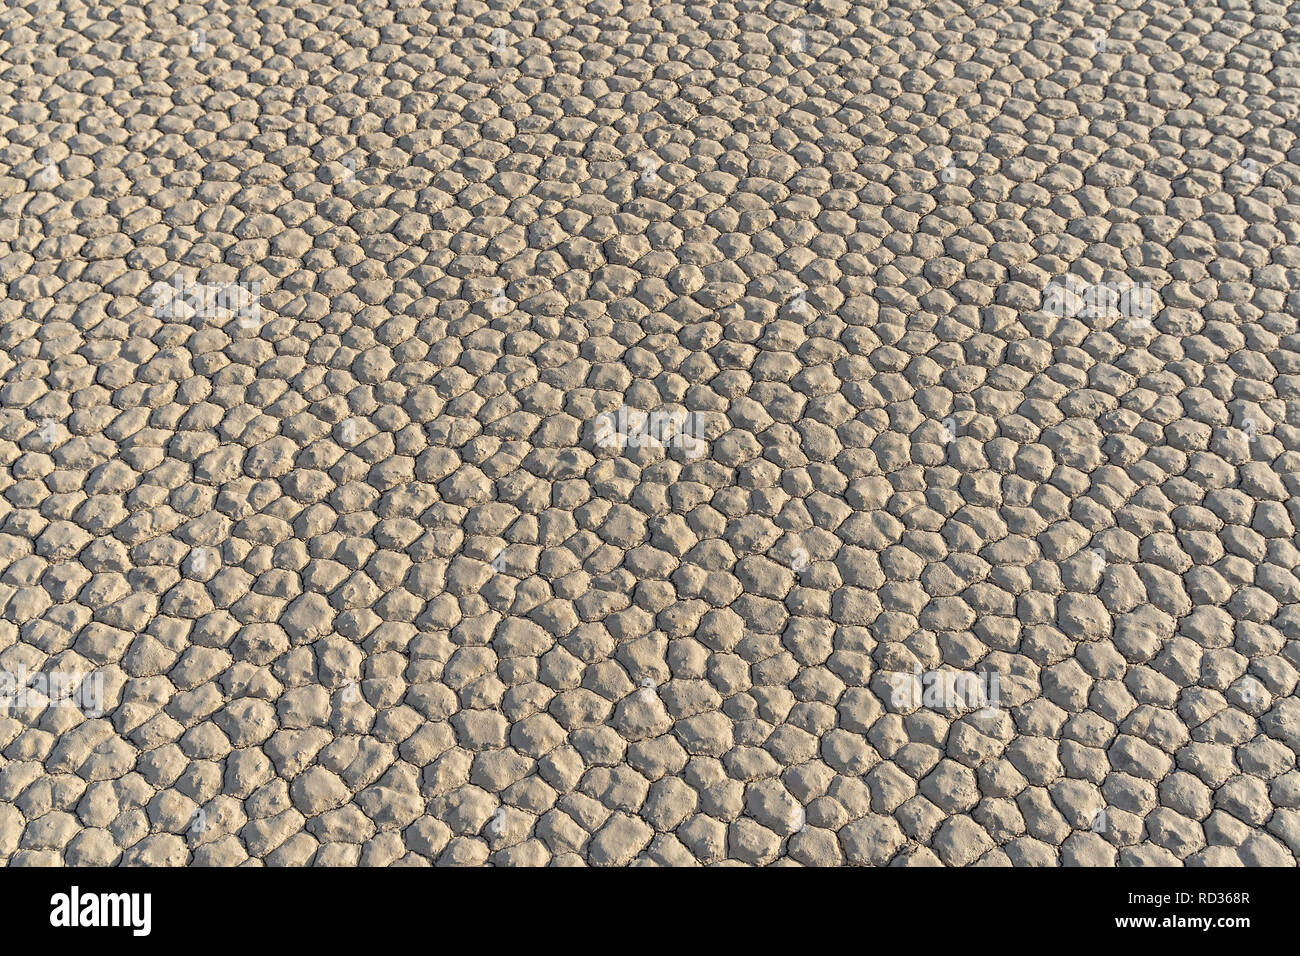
left=0, top=0, right=1298, bottom=866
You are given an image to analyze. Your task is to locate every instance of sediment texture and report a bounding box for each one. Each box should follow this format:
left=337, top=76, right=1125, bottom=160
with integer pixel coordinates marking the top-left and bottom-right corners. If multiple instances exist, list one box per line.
left=1, top=0, right=1300, bottom=866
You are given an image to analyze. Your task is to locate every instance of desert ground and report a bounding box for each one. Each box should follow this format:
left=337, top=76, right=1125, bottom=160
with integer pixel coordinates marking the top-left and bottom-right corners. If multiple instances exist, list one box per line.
left=0, top=0, right=1298, bottom=865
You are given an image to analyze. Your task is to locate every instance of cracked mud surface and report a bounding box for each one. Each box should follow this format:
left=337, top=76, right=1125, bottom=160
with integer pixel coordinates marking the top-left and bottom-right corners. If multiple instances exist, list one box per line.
left=1, top=0, right=1300, bottom=866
